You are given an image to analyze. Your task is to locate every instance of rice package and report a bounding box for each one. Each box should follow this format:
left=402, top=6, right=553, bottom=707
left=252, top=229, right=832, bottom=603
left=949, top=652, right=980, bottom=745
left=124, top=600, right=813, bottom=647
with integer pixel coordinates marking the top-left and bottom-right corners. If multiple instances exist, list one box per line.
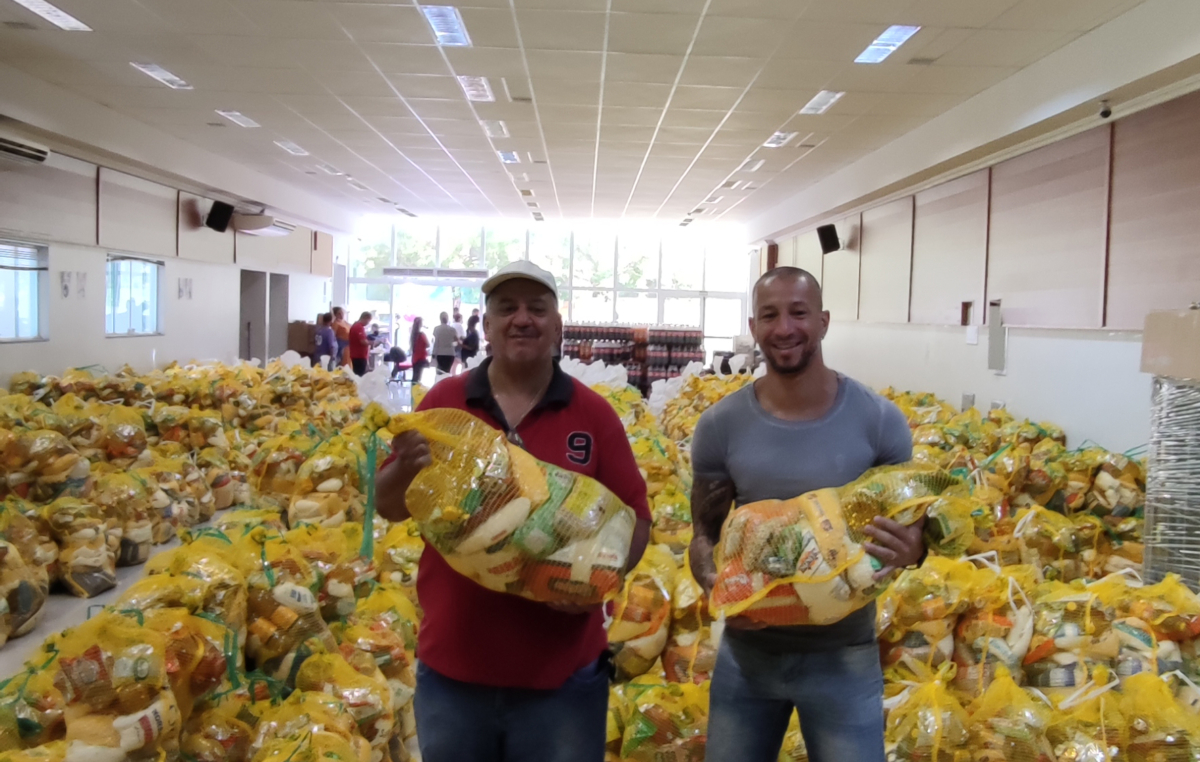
left=387, top=409, right=636, bottom=606
left=711, top=465, right=967, bottom=627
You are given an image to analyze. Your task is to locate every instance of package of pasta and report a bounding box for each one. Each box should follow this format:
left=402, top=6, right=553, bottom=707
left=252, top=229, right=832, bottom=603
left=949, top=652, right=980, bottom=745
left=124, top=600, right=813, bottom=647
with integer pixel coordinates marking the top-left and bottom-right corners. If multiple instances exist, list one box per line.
left=964, top=668, right=1056, bottom=761
left=13, top=431, right=91, bottom=503
left=663, top=559, right=718, bottom=685
left=609, top=545, right=677, bottom=680
left=877, top=556, right=975, bottom=669
left=289, top=443, right=364, bottom=528
left=42, top=497, right=117, bottom=598
left=0, top=497, right=55, bottom=593
left=0, top=653, right=64, bottom=750
left=950, top=561, right=1037, bottom=698
left=374, top=521, right=424, bottom=612
left=98, top=405, right=147, bottom=467
left=711, top=465, right=965, bottom=627
left=235, top=528, right=337, bottom=686
left=283, top=524, right=375, bottom=621
left=294, top=652, right=396, bottom=757
left=386, top=409, right=636, bottom=606
left=884, top=667, right=971, bottom=761
left=619, top=679, right=708, bottom=762
left=92, top=471, right=156, bottom=566
left=650, top=486, right=693, bottom=554
left=250, top=433, right=316, bottom=508
left=1022, top=582, right=1117, bottom=697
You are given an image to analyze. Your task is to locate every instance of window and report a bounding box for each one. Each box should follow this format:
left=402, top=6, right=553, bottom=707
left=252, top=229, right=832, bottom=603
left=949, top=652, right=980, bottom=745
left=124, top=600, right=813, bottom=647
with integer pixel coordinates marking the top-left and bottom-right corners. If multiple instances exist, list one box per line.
left=528, top=226, right=572, bottom=294
left=394, top=222, right=437, bottom=268
left=617, top=235, right=659, bottom=289
left=353, top=218, right=394, bottom=277
left=573, top=289, right=615, bottom=323
left=572, top=231, right=615, bottom=290
left=616, top=291, right=657, bottom=324
left=0, top=241, right=46, bottom=341
left=106, top=256, right=161, bottom=336
left=663, top=296, right=702, bottom=327
left=661, top=234, right=704, bottom=290
left=484, top=223, right=527, bottom=271
left=438, top=224, right=483, bottom=269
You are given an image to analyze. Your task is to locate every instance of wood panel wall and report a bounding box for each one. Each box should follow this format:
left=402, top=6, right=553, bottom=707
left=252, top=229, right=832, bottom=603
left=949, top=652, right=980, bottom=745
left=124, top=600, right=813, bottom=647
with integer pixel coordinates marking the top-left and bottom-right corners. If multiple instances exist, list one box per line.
left=98, top=168, right=178, bottom=258
left=1107, top=89, right=1200, bottom=329
left=858, top=197, right=913, bottom=323
left=0, top=153, right=97, bottom=246
left=910, top=170, right=989, bottom=326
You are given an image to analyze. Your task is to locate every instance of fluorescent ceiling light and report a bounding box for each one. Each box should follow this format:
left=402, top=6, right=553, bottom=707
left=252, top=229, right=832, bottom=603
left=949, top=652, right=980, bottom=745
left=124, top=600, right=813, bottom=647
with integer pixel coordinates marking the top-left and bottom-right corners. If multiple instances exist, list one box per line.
left=799, top=90, right=844, bottom=115
left=738, top=159, right=765, bottom=172
left=130, top=62, right=191, bottom=90
left=498, top=150, right=520, bottom=164
left=215, top=110, right=259, bottom=128
left=422, top=6, right=471, bottom=47
left=274, top=140, right=309, bottom=156
left=9, top=0, right=89, bottom=30
left=519, top=189, right=534, bottom=197
left=347, top=178, right=370, bottom=191
left=763, top=131, right=798, bottom=148
left=481, top=120, right=509, bottom=138
left=704, top=195, right=723, bottom=204
left=457, top=75, right=494, bottom=102
left=316, top=163, right=343, bottom=176
left=719, top=180, right=740, bottom=190
left=855, top=25, right=921, bottom=64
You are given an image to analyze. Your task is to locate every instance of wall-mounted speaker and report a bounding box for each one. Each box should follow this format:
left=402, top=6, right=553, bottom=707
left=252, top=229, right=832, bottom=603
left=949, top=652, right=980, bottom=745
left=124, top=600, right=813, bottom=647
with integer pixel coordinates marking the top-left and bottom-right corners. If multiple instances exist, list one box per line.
left=816, top=223, right=840, bottom=254
left=205, top=201, right=235, bottom=233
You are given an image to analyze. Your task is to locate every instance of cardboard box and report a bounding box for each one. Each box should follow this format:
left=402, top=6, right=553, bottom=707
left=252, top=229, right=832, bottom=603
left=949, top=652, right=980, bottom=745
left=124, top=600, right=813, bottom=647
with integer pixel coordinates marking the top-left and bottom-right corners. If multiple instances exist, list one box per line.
left=1141, top=308, right=1200, bottom=381
left=288, top=321, right=317, bottom=354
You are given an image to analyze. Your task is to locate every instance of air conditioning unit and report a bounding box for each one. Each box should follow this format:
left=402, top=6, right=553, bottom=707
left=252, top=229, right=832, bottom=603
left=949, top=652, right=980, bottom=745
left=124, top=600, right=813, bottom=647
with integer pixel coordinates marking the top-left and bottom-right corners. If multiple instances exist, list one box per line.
left=0, top=130, right=49, bottom=166
left=232, top=213, right=296, bottom=237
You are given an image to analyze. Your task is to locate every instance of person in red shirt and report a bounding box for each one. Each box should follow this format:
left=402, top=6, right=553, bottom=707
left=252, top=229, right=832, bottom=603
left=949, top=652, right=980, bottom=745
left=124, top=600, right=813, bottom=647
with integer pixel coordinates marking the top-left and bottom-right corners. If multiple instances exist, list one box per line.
left=409, top=317, right=429, bottom=385
left=348, top=311, right=372, bottom=376
left=377, top=260, right=651, bottom=762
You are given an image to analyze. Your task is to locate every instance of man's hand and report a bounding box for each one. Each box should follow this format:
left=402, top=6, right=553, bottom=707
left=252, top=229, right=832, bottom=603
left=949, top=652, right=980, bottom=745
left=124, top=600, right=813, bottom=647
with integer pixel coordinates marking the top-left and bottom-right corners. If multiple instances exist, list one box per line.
left=375, top=431, right=432, bottom=521
left=863, top=515, right=927, bottom=581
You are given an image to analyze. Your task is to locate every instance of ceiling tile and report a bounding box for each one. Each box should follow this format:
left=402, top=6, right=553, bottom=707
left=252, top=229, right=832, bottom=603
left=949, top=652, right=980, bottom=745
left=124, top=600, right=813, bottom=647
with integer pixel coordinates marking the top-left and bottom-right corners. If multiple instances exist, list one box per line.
left=694, top=17, right=791, bottom=58
left=292, top=41, right=377, bottom=73
left=458, top=8, right=521, bottom=48
left=384, top=75, right=463, bottom=100
left=605, top=53, right=684, bottom=84
left=525, top=50, right=603, bottom=81
left=669, top=85, right=744, bottom=111
left=443, top=46, right=527, bottom=78
left=679, top=56, right=766, bottom=88
left=937, top=29, right=1074, bottom=68
left=773, top=21, right=882, bottom=61
left=358, top=44, right=448, bottom=75
left=314, top=70, right=397, bottom=97
left=660, top=108, right=725, bottom=130
left=515, top=10, right=606, bottom=51
left=534, top=78, right=601, bottom=105
left=537, top=104, right=599, bottom=124
left=602, top=106, right=665, bottom=126
left=989, top=0, right=1143, bottom=31
left=905, top=64, right=1018, bottom=94
left=608, top=13, right=700, bottom=56
left=406, top=99, right=477, bottom=119
left=603, top=81, right=673, bottom=109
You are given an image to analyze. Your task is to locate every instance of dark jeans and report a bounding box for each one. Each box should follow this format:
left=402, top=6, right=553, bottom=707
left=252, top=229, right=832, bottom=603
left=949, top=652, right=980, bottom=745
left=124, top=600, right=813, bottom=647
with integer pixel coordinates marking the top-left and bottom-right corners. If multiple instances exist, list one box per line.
left=706, top=636, right=886, bottom=762
left=411, top=361, right=428, bottom=385
left=351, top=358, right=367, bottom=376
left=435, top=355, right=454, bottom=374
left=414, top=660, right=607, bottom=762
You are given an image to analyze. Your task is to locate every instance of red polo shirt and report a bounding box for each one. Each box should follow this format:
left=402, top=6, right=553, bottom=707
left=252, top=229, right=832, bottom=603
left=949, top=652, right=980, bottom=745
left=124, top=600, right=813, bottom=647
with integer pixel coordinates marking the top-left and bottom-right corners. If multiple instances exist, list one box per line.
left=402, top=358, right=650, bottom=690
left=349, top=322, right=369, bottom=360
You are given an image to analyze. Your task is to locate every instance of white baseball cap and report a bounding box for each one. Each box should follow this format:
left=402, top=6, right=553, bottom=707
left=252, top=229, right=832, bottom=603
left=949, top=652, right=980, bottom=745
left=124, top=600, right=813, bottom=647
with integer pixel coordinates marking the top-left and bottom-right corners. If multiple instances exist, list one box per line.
left=481, top=260, right=558, bottom=298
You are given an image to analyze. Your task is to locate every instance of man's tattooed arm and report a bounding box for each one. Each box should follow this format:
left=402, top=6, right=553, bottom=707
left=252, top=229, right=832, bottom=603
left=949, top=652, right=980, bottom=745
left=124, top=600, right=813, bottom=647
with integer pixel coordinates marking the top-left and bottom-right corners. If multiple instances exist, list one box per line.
left=688, top=476, right=736, bottom=595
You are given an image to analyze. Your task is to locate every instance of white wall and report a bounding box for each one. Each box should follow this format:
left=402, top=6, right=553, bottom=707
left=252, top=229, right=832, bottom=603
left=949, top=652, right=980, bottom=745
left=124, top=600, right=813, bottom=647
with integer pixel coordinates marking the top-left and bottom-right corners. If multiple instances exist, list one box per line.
left=822, top=322, right=1150, bottom=452
left=288, top=273, right=330, bottom=322
left=0, top=243, right=240, bottom=386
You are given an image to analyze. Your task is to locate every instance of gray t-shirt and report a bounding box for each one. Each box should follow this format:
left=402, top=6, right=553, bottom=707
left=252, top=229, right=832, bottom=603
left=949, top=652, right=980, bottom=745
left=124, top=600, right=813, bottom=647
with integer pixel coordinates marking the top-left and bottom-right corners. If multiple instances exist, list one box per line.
left=431, top=324, right=458, bottom=356
left=691, top=374, right=912, bottom=652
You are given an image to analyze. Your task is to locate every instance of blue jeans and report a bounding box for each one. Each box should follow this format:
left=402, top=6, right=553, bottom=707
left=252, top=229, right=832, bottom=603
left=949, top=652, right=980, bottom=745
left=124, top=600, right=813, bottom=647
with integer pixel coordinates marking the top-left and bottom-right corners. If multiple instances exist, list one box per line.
left=706, top=635, right=886, bottom=762
left=414, top=659, right=608, bottom=762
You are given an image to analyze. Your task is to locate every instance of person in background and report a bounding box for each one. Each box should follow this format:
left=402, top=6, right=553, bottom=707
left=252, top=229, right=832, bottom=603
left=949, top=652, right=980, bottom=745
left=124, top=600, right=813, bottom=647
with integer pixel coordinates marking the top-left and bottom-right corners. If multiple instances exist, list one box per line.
left=432, top=312, right=458, bottom=376
left=451, top=310, right=466, bottom=373
left=376, top=260, right=651, bottom=762
left=690, top=267, right=923, bottom=762
left=349, top=311, right=372, bottom=377
left=410, top=317, right=430, bottom=385
left=332, top=307, right=352, bottom=367
left=368, top=322, right=387, bottom=349
left=461, top=314, right=481, bottom=365
left=313, top=313, right=337, bottom=370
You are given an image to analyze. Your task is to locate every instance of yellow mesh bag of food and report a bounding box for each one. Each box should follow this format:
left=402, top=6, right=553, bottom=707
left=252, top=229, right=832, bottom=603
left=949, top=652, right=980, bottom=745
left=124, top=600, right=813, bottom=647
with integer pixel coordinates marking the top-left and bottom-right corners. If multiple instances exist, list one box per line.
left=1045, top=669, right=1124, bottom=762
left=1126, top=574, right=1200, bottom=645
left=181, top=702, right=254, bottom=762
left=777, top=711, right=809, bottom=762
left=48, top=610, right=169, bottom=714
left=374, top=521, right=424, bottom=611
left=251, top=729, right=369, bottom=762
left=0, top=498, right=52, bottom=595
left=0, top=655, right=65, bottom=750
left=950, top=560, right=1036, bottom=698
left=288, top=441, right=364, bottom=529
left=1015, top=507, right=1103, bottom=583
left=18, top=431, right=91, bottom=503
left=92, top=471, right=156, bottom=567
left=619, top=679, right=708, bottom=762
left=213, top=507, right=288, bottom=538
left=250, top=691, right=369, bottom=762
left=609, top=545, right=677, bottom=680
left=337, top=584, right=420, bottom=660
left=41, top=497, right=117, bottom=598
left=663, top=555, right=718, bottom=685
left=250, top=433, right=316, bottom=508
left=0, top=740, right=66, bottom=762
left=1087, top=452, right=1145, bottom=519
left=283, top=524, right=374, bottom=621
left=1023, top=582, right=1117, bottom=699
left=0, top=540, right=47, bottom=648
left=151, top=405, right=192, bottom=446
left=386, top=409, right=636, bottom=606
left=50, top=395, right=102, bottom=460
left=885, top=666, right=971, bottom=761
left=877, top=556, right=976, bottom=670
left=142, top=608, right=239, bottom=722
left=294, top=653, right=395, bottom=755
left=964, top=668, right=1056, bottom=761
left=99, top=406, right=147, bottom=466
left=711, top=465, right=966, bottom=627
left=650, top=485, right=693, bottom=553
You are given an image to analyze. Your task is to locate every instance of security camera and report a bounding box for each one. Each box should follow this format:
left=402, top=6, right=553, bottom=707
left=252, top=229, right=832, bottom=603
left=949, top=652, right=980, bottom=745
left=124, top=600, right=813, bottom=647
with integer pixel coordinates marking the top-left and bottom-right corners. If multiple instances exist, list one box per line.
left=1099, top=100, right=1112, bottom=119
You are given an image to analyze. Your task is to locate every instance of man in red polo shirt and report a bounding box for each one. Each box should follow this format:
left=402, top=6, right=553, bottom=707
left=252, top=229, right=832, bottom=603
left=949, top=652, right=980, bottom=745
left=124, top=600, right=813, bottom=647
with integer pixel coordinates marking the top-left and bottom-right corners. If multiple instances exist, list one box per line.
left=376, top=260, right=651, bottom=762
left=349, top=310, right=372, bottom=376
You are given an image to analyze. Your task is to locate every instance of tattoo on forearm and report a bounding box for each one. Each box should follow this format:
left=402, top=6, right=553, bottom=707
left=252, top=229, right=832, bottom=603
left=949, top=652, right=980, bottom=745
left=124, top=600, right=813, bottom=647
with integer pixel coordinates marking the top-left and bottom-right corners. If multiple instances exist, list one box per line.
left=691, top=477, right=736, bottom=544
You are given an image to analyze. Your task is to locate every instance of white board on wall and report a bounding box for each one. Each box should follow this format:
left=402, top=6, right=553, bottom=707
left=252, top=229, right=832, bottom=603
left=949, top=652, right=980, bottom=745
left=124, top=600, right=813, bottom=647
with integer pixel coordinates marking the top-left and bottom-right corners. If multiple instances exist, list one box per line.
left=99, top=168, right=177, bottom=258
left=0, top=153, right=97, bottom=246
left=235, top=227, right=313, bottom=274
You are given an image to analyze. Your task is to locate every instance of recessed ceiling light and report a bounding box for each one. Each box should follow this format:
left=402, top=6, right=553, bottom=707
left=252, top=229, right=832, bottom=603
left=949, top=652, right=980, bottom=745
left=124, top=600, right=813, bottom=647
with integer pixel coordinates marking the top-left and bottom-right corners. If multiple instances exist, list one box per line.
left=799, top=90, right=844, bottom=115
left=422, top=6, right=471, bottom=47
left=481, top=120, right=509, bottom=138
left=738, top=159, right=765, bottom=172
left=206, top=122, right=225, bottom=128
left=763, top=131, right=798, bottom=148
left=316, top=163, right=343, bottom=176
left=130, top=62, right=191, bottom=90
left=215, top=110, right=259, bottom=128
left=274, top=140, right=308, bottom=156
left=397, top=208, right=417, bottom=218
left=719, top=180, right=740, bottom=190
left=498, top=150, right=520, bottom=164
left=704, top=195, right=723, bottom=204
left=743, top=184, right=759, bottom=191
left=527, top=201, right=539, bottom=208
left=457, top=75, right=494, bottom=102
left=347, top=178, right=370, bottom=191
left=9, top=0, right=90, bottom=30
left=855, top=25, right=921, bottom=64
left=519, top=189, right=534, bottom=197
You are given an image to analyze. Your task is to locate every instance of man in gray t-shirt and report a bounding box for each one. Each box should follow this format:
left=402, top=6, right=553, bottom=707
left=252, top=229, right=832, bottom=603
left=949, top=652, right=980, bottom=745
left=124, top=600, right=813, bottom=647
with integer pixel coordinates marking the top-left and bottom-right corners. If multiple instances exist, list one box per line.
left=431, top=311, right=459, bottom=375
left=690, top=267, right=924, bottom=762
